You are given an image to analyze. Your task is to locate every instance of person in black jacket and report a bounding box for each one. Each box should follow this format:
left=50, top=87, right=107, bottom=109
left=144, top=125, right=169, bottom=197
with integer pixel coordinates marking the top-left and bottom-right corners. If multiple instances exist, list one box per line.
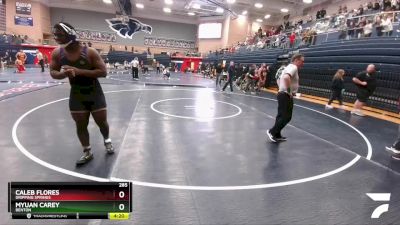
left=351, top=64, right=377, bottom=116
left=222, top=61, right=235, bottom=92
left=215, top=63, right=223, bottom=88
left=325, top=69, right=345, bottom=109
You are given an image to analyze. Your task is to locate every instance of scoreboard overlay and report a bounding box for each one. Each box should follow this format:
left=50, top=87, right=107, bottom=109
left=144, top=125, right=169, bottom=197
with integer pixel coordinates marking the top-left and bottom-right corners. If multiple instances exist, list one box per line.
left=8, top=182, right=132, bottom=220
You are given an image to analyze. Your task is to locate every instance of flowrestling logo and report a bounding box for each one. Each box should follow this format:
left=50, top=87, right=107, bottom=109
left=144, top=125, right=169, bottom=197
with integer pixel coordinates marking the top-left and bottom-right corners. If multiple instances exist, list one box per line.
left=366, top=193, right=391, bottom=219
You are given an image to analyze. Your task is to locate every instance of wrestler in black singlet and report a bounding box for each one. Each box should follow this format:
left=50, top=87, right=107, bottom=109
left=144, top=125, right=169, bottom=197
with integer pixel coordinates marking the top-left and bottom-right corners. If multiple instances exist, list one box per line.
left=59, top=46, right=106, bottom=112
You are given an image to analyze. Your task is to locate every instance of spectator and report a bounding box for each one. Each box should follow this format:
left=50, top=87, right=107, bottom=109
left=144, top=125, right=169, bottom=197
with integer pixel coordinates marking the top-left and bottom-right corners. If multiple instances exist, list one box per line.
left=244, top=64, right=257, bottom=93
left=156, top=61, right=160, bottom=74
left=258, top=27, right=263, bottom=37
left=382, top=15, right=393, bottom=36
left=338, top=22, right=348, bottom=40
left=36, top=50, right=44, bottom=72
left=316, top=10, right=321, bottom=19
left=289, top=32, right=296, bottom=48
left=88, top=41, right=92, bottom=47
left=358, top=4, right=364, bottom=15
left=351, top=64, right=377, bottom=117
left=384, top=0, right=392, bottom=11
left=236, top=64, right=249, bottom=87
left=320, top=8, right=326, bottom=18
left=375, top=15, right=383, bottom=36
left=373, top=0, right=380, bottom=10
left=364, top=20, right=373, bottom=37
left=367, top=1, right=373, bottom=10
left=257, top=63, right=268, bottom=91
left=356, top=18, right=367, bottom=38
left=395, top=0, right=400, bottom=10
left=235, top=63, right=243, bottom=83
left=325, top=69, right=345, bottom=109
left=347, top=20, right=356, bottom=39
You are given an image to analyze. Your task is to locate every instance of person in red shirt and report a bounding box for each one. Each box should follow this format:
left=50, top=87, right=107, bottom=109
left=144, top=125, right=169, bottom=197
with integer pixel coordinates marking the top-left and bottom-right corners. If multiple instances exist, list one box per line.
left=15, top=50, right=26, bottom=73
left=289, top=32, right=296, bottom=48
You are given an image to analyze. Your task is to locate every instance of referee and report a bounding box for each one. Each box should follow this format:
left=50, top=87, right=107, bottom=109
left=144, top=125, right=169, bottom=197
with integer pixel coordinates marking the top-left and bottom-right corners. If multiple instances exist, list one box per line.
left=131, top=57, right=139, bottom=80
left=267, top=53, right=304, bottom=142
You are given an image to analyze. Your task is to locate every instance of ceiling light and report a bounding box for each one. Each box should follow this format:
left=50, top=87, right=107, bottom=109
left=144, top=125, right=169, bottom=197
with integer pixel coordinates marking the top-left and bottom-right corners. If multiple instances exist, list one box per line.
left=264, top=14, right=270, bottom=19
left=192, top=3, right=201, bottom=9
left=188, top=12, right=195, bottom=16
left=103, top=0, right=112, bottom=4
left=254, top=3, right=263, bottom=8
left=303, top=0, right=312, bottom=3
left=165, top=0, right=173, bottom=5
left=216, top=7, right=224, bottom=13
left=227, top=0, right=236, bottom=3
left=136, top=3, right=144, bottom=8
left=242, top=10, right=247, bottom=15
left=163, top=7, right=171, bottom=13
left=281, top=8, right=289, bottom=13
left=256, top=19, right=263, bottom=22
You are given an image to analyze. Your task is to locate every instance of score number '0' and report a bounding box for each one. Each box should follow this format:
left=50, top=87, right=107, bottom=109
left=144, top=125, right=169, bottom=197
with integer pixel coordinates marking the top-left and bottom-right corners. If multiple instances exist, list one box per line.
left=118, top=183, right=128, bottom=211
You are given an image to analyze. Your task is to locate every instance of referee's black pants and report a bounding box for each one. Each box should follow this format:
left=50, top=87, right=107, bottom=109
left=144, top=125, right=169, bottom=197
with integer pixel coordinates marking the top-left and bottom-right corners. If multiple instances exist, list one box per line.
left=132, top=67, right=139, bottom=79
left=270, top=92, right=293, bottom=137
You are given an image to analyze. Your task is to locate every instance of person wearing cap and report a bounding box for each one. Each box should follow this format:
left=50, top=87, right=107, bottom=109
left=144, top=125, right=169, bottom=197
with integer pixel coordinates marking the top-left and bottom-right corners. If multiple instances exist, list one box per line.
left=50, top=22, right=114, bottom=165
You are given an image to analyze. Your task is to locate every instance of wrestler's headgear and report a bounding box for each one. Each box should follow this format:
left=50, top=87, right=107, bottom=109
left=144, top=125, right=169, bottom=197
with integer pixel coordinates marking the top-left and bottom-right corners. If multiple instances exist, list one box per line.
left=53, top=22, right=77, bottom=48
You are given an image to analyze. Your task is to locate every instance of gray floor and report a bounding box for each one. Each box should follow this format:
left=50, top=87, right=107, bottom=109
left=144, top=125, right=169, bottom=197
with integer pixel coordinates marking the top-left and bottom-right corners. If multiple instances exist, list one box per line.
left=1, top=69, right=400, bottom=225
left=107, top=69, right=216, bottom=88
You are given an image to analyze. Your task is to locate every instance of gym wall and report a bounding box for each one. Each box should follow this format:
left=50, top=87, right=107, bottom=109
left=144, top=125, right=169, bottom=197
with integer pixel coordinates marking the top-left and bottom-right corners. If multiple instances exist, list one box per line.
left=50, top=7, right=197, bottom=49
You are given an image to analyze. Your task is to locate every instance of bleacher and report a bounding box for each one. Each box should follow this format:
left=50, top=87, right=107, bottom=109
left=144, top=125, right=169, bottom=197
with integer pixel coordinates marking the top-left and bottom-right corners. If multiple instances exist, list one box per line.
left=314, top=24, right=400, bottom=45
left=204, top=37, right=400, bottom=112
left=204, top=48, right=285, bottom=65
left=299, top=37, right=400, bottom=112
